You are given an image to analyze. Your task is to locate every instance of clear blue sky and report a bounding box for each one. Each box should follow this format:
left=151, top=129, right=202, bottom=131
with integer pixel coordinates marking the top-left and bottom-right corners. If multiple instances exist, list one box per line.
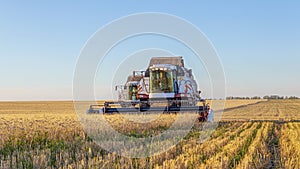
left=1, top=1, right=300, bottom=100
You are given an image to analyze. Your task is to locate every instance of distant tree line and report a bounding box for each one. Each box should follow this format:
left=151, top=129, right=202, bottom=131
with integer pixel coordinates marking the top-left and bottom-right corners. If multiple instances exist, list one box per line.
left=226, top=95, right=299, bottom=100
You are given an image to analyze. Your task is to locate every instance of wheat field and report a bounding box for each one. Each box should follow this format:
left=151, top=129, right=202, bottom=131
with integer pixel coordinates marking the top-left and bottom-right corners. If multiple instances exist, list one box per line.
left=0, top=100, right=299, bottom=168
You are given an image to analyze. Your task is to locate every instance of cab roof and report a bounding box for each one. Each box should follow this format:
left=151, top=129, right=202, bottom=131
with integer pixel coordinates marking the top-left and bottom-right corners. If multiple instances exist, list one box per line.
left=149, top=56, right=184, bottom=67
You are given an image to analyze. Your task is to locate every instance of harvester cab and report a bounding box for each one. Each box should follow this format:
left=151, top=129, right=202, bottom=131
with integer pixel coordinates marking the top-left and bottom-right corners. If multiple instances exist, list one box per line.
left=149, top=64, right=178, bottom=98
left=115, top=71, right=145, bottom=101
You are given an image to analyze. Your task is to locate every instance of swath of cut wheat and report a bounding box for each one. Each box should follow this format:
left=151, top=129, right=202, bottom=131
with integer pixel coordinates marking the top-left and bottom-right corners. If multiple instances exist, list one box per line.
left=0, top=100, right=299, bottom=168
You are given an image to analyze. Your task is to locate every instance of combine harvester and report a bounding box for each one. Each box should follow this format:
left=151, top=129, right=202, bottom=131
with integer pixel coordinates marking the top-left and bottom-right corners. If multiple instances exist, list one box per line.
left=87, top=56, right=212, bottom=122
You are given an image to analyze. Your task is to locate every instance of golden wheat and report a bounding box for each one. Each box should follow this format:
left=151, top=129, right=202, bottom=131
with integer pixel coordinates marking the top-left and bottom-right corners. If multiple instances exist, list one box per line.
left=0, top=100, right=299, bottom=168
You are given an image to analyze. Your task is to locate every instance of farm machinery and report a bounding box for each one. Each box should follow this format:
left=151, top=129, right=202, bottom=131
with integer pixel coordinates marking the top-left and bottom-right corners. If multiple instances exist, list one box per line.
left=87, top=56, right=212, bottom=122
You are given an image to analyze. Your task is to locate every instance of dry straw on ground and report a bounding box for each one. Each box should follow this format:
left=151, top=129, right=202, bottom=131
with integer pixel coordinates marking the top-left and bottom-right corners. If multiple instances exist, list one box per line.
left=0, top=100, right=299, bottom=168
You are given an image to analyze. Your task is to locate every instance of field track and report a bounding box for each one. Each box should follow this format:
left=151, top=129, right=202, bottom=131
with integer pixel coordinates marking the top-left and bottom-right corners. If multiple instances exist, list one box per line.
left=0, top=100, right=299, bottom=168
